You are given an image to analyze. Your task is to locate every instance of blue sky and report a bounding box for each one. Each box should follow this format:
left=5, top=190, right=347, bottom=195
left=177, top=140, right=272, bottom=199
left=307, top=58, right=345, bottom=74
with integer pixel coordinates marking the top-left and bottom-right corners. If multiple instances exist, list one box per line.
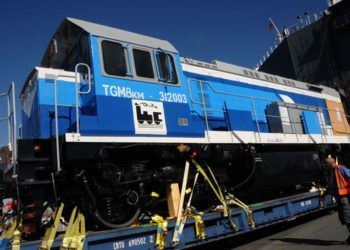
left=0, top=0, right=328, bottom=146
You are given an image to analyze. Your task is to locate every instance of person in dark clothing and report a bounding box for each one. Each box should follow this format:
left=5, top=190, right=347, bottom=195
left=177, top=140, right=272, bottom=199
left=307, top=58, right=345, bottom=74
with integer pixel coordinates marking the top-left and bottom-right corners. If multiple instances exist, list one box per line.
left=326, top=157, right=350, bottom=244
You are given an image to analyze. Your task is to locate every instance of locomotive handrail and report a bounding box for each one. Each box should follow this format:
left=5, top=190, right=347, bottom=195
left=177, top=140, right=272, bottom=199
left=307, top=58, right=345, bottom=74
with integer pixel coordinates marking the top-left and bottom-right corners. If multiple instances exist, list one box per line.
left=188, top=77, right=350, bottom=121
left=188, top=78, right=325, bottom=112
left=74, top=63, right=92, bottom=134
left=54, top=64, right=91, bottom=173
left=0, top=82, right=17, bottom=177
left=187, top=78, right=350, bottom=139
left=198, top=80, right=211, bottom=142
left=53, top=75, right=68, bottom=173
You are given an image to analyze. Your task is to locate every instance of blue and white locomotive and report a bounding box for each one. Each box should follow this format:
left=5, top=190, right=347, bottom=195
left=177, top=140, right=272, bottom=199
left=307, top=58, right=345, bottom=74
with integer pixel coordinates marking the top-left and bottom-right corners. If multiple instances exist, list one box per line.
left=10, top=17, right=350, bottom=231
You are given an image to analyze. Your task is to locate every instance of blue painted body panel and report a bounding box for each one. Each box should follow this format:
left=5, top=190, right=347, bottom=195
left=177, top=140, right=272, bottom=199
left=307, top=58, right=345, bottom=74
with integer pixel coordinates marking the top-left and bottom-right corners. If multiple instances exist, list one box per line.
left=21, top=34, right=332, bottom=140
left=302, top=111, right=323, bottom=134
left=226, top=109, right=256, bottom=131
left=22, top=77, right=78, bottom=139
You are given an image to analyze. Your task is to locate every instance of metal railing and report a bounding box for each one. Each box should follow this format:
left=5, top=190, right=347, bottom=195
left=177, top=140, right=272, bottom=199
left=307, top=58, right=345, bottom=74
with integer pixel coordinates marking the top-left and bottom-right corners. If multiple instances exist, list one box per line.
left=75, top=63, right=92, bottom=134
left=0, top=82, right=17, bottom=177
left=53, top=64, right=91, bottom=172
left=187, top=78, right=350, bottom=142
left=257, top=12, right=323, bottom=69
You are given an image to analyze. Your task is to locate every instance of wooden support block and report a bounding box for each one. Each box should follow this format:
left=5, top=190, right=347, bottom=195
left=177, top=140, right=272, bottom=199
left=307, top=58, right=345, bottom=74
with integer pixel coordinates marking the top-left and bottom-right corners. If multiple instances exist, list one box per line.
left=166, top=183, right=180, bottom=218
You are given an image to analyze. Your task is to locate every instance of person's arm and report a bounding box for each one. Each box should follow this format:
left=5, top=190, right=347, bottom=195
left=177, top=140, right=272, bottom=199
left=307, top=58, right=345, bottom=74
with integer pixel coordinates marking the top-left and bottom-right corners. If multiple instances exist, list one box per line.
left=340, top=166, right=350, bottom=180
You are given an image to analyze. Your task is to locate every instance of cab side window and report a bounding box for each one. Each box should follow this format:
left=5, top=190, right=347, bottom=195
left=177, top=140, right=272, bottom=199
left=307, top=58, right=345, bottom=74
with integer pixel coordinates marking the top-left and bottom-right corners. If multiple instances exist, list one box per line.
left=100, top=40, right=179, bottom=85
left=155, top=52, right=178, bottom=84
left=133, top=49, right=154, bottom=79
left=102, top=41, right=128, bottom=77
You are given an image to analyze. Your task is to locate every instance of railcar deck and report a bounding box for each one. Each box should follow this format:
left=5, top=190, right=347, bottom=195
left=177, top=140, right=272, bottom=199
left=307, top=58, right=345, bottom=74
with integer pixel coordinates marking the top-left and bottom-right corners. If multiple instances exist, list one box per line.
left=0, top=191, right=336, bottom=250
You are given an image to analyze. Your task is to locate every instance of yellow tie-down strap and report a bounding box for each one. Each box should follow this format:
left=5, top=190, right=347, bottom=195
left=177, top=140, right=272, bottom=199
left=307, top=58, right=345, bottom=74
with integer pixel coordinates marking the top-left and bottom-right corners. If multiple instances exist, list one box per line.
left=192, top=159, right=256, bottom=231
left=60, top=207, right=86, bottom=250
left=0, top=211, right=22, bottom=250
left=226, top=195, right=255, bottom=229
left=11, top=212, right=23, bottom=250
left=190, top=214, right=206, bottom=240
left=151, top=215, right=168, bottom=250
left=191, top=159, right=237, bottom=230
left=40, top=203, right=65, bottom=250
left=0, top=217, right=17, bottom=241
left=11, top=229, right=21, bottom=250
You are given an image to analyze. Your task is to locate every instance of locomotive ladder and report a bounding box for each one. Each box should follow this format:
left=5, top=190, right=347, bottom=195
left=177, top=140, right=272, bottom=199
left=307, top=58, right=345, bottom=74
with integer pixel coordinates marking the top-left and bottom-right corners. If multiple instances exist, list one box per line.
left=0, top=82, right=17, bottom=178
left=53, top=63, right=91, bottom=172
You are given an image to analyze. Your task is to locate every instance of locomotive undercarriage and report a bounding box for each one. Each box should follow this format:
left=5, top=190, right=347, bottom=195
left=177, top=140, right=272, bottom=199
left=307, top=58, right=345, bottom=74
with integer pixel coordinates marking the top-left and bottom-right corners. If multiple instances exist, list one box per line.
left=4, top=138, right=345, bottom=237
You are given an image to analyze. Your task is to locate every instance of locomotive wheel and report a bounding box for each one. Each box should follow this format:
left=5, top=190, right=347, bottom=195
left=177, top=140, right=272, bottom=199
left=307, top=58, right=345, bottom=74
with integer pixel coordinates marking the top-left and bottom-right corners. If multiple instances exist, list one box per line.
left=94, top=195, right=141, bottom=229
left=82, top=177, right=141, bottom=229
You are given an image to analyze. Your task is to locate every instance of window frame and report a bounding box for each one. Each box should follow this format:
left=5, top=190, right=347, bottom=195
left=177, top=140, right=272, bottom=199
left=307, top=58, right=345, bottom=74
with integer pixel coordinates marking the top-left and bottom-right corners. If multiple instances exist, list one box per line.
left=98, top=38, right=181, bottom=86
left=154, top=50, right=179, bottom=85
left=99, top=38, right=132, bottom=79
left=130, top=46, right=157, bottom=81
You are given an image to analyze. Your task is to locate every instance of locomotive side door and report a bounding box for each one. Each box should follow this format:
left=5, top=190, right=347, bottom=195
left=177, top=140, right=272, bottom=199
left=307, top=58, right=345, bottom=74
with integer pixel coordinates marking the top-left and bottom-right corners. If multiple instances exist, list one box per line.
left=128, top=48, right=203, bottom=138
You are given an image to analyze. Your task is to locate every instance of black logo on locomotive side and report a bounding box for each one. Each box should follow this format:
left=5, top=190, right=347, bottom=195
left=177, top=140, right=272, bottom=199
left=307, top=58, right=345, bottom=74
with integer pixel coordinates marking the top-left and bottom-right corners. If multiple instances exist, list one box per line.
left=135, top=102, right=163, bottom=125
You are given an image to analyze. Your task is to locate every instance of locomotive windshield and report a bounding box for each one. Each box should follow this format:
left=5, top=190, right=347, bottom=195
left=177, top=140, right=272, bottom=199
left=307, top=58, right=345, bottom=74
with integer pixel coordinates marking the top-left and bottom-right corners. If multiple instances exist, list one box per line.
left=61, top=32, right=91, bottom=73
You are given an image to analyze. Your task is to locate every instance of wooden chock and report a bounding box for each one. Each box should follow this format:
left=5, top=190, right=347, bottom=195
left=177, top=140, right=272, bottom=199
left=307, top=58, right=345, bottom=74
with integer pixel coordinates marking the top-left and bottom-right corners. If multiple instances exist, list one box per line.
left=166, top=183, right=180, bottom=218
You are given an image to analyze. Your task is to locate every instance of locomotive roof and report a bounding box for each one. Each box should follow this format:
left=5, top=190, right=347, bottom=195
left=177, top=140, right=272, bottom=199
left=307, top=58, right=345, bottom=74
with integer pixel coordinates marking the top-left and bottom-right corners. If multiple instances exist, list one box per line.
left=181, top=57, right=340, bottom=99
left=41, top=17, right=177, bottom=68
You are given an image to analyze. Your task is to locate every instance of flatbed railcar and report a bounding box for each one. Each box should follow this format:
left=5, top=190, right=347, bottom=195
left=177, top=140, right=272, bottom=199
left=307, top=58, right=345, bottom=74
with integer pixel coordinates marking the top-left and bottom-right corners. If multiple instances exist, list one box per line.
left=0, top=191, right=336, bottom=249
left=1, top=17, right=350, bottom=245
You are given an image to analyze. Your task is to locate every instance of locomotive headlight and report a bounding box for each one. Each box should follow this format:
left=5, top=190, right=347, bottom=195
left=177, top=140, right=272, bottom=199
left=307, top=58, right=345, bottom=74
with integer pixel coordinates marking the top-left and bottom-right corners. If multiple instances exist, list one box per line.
left=33, top=144, right=41, bottom=153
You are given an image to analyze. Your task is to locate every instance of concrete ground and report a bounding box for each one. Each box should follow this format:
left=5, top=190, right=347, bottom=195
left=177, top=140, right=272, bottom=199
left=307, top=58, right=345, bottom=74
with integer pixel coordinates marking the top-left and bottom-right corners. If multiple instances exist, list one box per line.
left=195, top=210, right=350, bottom=249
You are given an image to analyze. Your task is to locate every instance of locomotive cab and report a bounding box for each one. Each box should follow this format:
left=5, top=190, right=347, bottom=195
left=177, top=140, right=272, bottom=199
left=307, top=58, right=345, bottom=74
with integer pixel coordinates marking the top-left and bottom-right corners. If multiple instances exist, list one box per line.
left=18, top=18, right=208, bottom=229
left=21, top=17, right=203, bottom=140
